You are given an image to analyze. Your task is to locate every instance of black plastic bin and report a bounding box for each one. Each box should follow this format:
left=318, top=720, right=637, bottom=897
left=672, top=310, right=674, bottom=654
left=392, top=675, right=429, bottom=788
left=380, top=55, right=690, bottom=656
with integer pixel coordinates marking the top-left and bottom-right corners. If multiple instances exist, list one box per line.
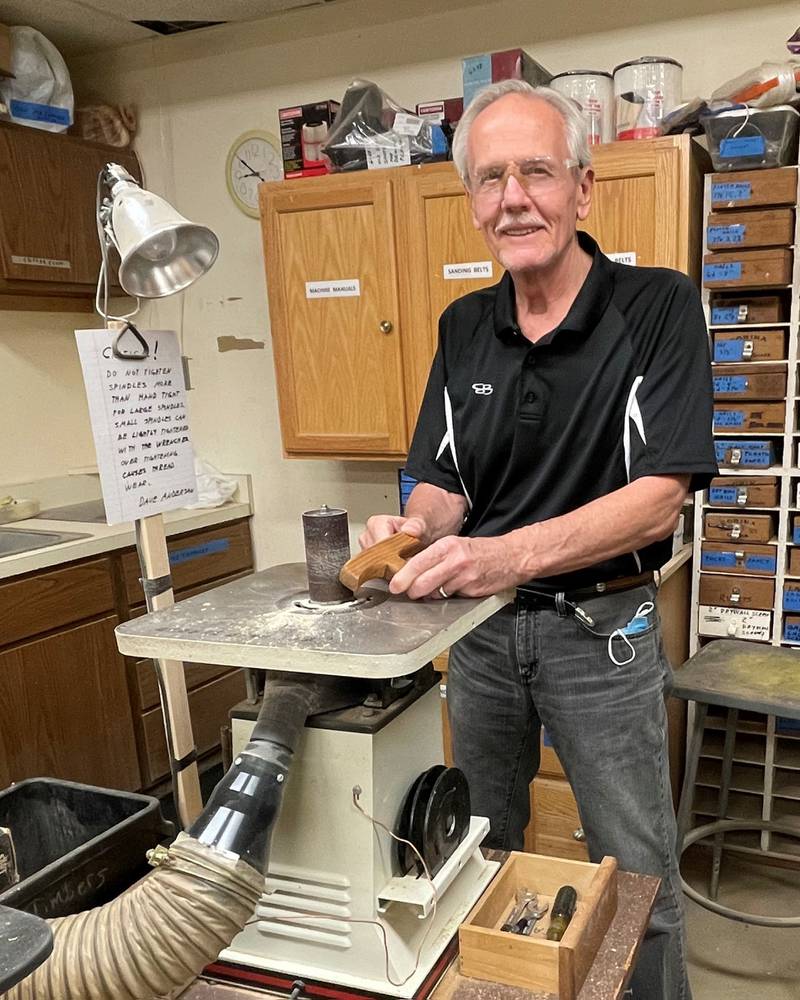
left=0, top=778, right=175, bottom=919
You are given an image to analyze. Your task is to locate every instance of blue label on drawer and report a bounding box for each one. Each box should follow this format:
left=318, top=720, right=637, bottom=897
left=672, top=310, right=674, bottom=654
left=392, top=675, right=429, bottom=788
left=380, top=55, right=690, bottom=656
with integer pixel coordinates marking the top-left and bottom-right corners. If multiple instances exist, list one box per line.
left=712, top=306, right=743, bottom=325
left=714, top=440, right=773, bottom=467
left=714, top=375, right=748, bottom=394
left=713, top=338, right=744, bottom=361
left=719, top=135, right=767, bottom=158
left=398, top=469, right=418, bottom=514
left=714, top=409, right=746, bottom=428
left=777, top=715, right=800, bottom=730
left=747, top=554, right=776, bottom=572
left=9, top=99, right=72, bottom=126
left=794, top=526, right=800, bottom=544
left=712, top=181, right=752, bottom=202
left=705, top=262, right=743, bottom=282
left=702, top=551, right=737, bottom=568
left=169, top=538, right=230, bottom=565
left=784, top=589, right=800, bottom=611
left=708, top=486, right=738, bottom=504
left=708, top=224, right=746, bottom=246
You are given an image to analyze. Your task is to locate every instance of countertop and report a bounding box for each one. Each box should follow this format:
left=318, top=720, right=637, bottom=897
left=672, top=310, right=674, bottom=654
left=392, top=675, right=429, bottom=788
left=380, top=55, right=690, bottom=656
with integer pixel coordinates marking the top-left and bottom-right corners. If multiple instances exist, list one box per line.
left=0, top=473, right=252, bottom=581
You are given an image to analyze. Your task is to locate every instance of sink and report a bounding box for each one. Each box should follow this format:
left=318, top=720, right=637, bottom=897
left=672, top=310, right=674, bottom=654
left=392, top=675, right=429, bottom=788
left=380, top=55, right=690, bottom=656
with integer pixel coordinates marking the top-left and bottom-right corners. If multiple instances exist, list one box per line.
left=0, top=527, right=92, bottom=557
left=36, top=499, right=108, bottom=524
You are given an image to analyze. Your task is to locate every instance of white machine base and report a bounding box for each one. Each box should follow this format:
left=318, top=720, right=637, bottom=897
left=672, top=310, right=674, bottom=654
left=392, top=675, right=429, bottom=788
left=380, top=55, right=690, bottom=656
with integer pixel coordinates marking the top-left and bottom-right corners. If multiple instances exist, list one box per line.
left=221, top=686, right=498, bottom=998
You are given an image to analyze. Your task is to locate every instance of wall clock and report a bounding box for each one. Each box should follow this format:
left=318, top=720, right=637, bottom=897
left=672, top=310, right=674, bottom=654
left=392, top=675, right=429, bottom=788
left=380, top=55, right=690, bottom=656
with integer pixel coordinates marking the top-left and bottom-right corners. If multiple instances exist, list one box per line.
left=226, top=130, right=283, bottom=218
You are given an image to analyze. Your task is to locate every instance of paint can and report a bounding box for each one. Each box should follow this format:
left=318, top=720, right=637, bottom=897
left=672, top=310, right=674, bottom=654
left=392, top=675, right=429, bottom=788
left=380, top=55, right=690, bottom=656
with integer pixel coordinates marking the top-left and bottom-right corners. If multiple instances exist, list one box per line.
left=550, top=70, right=614, bottom=145
left=613, top=56, right=683, bottom=140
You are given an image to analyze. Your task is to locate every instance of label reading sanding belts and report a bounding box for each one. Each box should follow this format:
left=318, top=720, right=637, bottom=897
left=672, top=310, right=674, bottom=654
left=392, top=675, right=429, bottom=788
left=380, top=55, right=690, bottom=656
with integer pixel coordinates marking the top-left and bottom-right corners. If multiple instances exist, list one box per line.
left=169, top=538, right=230, bottom=566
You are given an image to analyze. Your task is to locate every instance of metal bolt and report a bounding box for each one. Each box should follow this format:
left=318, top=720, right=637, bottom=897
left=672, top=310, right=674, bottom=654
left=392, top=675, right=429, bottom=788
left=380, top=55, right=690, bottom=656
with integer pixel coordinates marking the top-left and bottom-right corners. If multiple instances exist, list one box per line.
left=276, top=773, right=285, bottom=783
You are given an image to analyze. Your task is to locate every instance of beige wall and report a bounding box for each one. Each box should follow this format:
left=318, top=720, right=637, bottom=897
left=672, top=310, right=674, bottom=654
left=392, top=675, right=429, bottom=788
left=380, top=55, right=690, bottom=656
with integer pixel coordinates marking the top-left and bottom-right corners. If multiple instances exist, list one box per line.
left=4, top=0, right=797, bottom=564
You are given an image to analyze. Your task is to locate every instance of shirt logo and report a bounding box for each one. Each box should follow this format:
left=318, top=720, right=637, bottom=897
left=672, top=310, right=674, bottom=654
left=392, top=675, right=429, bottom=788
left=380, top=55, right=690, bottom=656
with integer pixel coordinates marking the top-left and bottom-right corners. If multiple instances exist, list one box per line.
left=471, top=382, right=494, bottom=395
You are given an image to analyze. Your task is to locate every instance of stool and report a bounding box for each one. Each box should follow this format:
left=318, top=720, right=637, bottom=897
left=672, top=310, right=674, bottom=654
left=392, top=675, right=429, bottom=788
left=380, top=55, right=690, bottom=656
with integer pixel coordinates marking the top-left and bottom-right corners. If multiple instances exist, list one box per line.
left=673, top=638, right=800, bottom=927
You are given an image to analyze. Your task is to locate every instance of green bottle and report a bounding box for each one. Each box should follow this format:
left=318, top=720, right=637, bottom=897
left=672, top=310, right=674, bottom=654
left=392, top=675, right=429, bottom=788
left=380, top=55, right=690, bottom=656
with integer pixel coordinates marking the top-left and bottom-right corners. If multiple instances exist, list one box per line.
left=546, top=885, right=577, bottom=941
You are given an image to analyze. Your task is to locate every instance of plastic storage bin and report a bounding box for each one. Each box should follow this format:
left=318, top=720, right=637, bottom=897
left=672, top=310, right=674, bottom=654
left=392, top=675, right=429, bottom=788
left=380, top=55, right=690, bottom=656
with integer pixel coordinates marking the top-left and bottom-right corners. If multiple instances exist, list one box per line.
left=702, top=105, right=800, bottom=171
left=0, top=778, right=174, bottom=919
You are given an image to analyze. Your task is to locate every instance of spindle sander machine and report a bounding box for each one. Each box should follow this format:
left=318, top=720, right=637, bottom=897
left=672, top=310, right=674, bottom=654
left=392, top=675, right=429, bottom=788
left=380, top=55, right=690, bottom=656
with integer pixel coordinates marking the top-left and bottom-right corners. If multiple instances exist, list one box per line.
left=115, top=507, right=512, bottom=998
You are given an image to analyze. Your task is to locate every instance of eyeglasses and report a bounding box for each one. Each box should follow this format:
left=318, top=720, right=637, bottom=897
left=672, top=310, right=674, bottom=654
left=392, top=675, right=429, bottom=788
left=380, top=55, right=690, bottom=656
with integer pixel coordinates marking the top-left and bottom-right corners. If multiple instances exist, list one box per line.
left=470, top=157, right=580, bottom=201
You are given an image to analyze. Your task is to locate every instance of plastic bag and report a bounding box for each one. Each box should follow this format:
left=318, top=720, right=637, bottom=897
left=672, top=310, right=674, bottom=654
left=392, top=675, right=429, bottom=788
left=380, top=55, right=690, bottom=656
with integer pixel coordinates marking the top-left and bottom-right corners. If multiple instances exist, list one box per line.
left=0, top=26, right=73, bottom=132
left=185, top=458, right=239, bottom=509
left=322, top=79, right=448, bottom=172
left=711, top=61, right=800, bottom=110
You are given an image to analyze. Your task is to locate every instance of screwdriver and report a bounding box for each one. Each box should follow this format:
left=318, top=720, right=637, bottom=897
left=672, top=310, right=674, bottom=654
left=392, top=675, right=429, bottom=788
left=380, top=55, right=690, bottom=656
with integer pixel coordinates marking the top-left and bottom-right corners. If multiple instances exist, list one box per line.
left=546, top=885, right=577, bottom=941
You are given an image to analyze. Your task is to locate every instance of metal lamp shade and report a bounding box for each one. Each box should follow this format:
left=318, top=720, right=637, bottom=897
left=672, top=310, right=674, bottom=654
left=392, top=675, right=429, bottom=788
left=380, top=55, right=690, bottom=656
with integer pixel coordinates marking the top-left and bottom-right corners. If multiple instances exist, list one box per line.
left=111, top=187, right=219, bottom=298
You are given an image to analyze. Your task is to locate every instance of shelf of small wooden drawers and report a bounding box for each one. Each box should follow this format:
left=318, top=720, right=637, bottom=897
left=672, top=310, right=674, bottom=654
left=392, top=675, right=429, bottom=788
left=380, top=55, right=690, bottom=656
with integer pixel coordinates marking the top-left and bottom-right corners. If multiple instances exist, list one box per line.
left=459, top=852, right=617, bottom=999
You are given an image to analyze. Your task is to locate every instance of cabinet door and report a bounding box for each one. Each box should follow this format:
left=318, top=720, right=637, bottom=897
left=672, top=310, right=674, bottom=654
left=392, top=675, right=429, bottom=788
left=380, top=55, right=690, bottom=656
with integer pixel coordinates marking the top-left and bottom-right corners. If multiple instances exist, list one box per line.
left=399, top=164, right=499, bottom=432
left=0, top=616, right=141, bottom=790
left=582, top=134, right=700, bottom=276
left=260, top=173, right=407, bottom=457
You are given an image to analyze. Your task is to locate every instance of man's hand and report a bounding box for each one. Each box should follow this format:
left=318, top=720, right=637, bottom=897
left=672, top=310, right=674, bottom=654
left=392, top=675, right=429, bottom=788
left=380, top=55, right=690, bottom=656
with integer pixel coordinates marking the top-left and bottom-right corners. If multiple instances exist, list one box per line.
left=389, top=534, right=524, bottom=600
left=359, top=514, right=428, bottom=550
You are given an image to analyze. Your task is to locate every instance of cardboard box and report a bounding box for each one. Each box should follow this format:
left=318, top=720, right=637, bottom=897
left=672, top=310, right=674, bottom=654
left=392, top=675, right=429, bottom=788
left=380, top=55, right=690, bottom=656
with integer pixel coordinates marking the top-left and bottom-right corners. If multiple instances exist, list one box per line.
left=278, top=100, right=339, bottom=179
left=416, top=98, right=463, bottom=127
left=462, top=48, right=551, bottom=107
left=0, top=23, right=13, bottom=79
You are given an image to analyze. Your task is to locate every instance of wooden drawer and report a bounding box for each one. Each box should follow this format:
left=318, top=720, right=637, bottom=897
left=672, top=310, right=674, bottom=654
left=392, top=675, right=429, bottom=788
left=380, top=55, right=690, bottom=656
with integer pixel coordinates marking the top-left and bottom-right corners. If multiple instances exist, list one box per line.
left=704, top=249, right=793, bottom=288
left=713, top=329, right=786, bottom=363
left=789, top=549, right=800, bottom=577
left=713, top=401, right=785, bottom=432
left=710, top=168, right=797, bottom=209
left=707, top=476, right=779, bottom=507
left=0, top=557, right=114, bottom=647
left=712, top=365, right=786, bottom=400
left=122, top=520, right=252, bottom=604
left=698, top=604, right=772, bottom=641
left=783, top=582, right=800, bottom=614
left=714, top=439, right=775, bottom=469
left=783, top=615, right=800, bottom=642
left=140, top=668, right=247, bottom=785
left=699, top=574, right=775, bottom=611
left=706, top=208, right=794, bottom=250
left=704, top=512, right=775, bottom=542
left=701, top=542, right=777, bottom=576
left=528, top=777, right=589, bottom=861
left=711, top=295, right=784, bottom=326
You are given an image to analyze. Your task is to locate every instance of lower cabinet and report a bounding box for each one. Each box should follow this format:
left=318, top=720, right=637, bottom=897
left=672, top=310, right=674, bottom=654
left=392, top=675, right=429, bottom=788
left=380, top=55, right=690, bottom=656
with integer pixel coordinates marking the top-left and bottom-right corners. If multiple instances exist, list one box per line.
left=0, top=616, right=141, bottom=790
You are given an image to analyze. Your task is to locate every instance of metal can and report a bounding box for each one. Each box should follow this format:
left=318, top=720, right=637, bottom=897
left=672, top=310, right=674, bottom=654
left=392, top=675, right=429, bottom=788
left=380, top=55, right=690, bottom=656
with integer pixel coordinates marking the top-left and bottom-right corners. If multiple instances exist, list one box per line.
left=550, top=70, right=614, bottom=145
left=613, top=56, right=683, bottom=140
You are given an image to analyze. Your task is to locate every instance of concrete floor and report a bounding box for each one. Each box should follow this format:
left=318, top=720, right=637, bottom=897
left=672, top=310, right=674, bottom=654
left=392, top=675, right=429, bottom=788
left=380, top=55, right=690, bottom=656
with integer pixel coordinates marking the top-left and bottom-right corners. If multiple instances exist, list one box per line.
left=684, top=848, right=800, bottom=999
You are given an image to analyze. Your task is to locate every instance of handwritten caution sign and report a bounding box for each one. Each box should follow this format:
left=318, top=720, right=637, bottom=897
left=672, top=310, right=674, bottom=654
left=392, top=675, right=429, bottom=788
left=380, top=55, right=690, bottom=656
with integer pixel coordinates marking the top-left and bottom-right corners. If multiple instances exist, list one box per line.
left=76, top=329, right=197, bottom=524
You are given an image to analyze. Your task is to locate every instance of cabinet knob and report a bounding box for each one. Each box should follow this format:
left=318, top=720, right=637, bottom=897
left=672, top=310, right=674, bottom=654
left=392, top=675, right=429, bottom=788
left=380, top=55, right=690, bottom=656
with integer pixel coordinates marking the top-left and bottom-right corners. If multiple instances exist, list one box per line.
left=380, top=320, right=393, bottom=334
left=573, top=827, right=586, bottom=842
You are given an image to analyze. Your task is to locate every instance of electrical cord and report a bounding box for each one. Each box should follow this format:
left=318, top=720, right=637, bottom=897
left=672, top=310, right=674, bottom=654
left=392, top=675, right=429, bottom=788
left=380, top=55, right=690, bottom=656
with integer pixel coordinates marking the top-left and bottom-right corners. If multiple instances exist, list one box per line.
left=244, top=785, right=439, bottom=988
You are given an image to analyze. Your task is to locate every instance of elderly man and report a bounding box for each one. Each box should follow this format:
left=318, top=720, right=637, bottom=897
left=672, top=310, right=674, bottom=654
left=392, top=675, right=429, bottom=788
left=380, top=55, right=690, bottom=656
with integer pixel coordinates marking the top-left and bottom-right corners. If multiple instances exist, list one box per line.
left=362, top=81, right=716, bottom=998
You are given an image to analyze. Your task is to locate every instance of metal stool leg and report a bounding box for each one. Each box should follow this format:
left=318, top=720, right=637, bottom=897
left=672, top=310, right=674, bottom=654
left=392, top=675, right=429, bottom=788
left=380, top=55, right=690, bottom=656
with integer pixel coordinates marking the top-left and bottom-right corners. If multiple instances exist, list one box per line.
left=677, top=701, right=708, bottom=851
left=710, top=707, right=738, bottom=900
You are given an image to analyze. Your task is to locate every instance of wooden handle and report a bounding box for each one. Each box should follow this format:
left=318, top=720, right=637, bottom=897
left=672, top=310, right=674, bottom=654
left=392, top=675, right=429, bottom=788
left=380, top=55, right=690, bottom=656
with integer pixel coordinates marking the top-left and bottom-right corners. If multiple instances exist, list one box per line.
left=339, top=532, right=424, bottom=592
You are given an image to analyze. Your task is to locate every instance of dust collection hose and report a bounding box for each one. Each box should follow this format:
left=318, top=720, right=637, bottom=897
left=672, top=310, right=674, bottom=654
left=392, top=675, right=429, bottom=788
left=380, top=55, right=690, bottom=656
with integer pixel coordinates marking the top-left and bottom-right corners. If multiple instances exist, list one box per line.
left=8, top=673, right=332, bottom=1000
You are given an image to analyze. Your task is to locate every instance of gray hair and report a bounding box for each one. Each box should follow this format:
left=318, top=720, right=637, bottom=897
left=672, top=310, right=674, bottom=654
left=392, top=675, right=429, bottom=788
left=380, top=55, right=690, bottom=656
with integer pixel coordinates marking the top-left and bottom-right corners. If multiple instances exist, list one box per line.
left=452, top=79, right=592, bottom=185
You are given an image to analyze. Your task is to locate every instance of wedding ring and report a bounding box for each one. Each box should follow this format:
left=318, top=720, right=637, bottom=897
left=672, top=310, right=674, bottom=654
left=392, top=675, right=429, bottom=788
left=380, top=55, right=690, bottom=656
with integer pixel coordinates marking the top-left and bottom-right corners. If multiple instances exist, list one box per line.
left=438, top=586, right=449, bottom=599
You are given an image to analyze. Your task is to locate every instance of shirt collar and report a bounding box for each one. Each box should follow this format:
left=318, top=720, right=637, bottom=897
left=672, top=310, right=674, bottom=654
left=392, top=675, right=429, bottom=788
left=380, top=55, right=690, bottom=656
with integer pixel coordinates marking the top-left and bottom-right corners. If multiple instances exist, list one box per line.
left=493, top=231, right=614, bottom=343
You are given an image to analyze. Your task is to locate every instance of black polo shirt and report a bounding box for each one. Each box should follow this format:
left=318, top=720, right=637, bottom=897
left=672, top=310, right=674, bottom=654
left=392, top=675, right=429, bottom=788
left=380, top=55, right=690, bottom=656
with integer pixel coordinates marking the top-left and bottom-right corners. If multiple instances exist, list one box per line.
left=405, top=231, right=717, bottom=589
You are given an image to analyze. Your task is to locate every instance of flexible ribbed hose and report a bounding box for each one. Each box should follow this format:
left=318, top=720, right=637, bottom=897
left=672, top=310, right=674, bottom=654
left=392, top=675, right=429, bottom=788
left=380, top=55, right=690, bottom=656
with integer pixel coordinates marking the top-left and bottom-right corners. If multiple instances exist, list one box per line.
left=6, top=833, right=263, bottom=1000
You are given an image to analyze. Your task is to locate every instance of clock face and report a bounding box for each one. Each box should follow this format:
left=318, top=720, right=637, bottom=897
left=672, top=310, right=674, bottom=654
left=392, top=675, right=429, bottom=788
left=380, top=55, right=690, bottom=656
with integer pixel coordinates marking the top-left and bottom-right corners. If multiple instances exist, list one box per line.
left=226, top=130, right=283, bottom=218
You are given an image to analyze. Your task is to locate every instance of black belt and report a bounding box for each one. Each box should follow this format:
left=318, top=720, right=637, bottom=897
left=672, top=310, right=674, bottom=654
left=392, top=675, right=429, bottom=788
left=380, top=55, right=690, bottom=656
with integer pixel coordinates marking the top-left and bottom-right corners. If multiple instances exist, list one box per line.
left=516, top=570, right=655, bottom=609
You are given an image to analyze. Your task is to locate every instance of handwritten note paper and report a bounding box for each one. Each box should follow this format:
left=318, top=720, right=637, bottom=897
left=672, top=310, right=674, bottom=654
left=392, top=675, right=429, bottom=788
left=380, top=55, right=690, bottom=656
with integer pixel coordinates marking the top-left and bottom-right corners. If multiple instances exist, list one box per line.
left=76, top=328, right=197, bottom=524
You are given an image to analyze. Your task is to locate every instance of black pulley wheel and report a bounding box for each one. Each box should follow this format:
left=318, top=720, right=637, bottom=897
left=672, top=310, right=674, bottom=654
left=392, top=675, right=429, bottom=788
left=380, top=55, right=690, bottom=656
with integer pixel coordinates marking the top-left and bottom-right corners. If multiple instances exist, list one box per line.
left=421, top=767, right=471, bottom=876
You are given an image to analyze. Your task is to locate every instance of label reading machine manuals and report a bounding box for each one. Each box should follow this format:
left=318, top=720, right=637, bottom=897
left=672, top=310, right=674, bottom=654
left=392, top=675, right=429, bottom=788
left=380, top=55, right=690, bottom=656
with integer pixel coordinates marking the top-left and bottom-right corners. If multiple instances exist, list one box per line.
left=443, top=261, right=493, bottom=280
left=305, top=279, right=361, bottom=299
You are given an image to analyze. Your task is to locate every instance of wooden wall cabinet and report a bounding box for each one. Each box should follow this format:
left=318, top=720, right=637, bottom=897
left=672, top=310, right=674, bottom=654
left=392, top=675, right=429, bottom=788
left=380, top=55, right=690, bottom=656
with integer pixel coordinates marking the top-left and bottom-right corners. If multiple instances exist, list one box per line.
left=260, top=135, right=705, bottom=459
left=0, top=120, right=140, bottom=310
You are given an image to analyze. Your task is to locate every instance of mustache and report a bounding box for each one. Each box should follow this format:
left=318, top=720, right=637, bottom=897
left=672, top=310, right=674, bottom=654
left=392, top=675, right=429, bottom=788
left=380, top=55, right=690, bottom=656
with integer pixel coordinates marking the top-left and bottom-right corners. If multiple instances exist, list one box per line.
left=494, top=217, right=546, bottom=234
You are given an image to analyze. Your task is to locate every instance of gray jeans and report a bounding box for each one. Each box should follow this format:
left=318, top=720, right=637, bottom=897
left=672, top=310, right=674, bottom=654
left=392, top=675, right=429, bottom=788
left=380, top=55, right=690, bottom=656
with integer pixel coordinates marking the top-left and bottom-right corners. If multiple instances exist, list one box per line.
left=447, top=585, right=691, bottom=1000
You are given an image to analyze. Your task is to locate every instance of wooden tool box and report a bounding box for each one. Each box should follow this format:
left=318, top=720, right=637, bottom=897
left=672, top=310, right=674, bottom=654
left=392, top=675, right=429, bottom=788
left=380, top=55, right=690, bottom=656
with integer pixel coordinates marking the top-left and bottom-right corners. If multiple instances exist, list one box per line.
left=706, top=208, right=794, bottom=250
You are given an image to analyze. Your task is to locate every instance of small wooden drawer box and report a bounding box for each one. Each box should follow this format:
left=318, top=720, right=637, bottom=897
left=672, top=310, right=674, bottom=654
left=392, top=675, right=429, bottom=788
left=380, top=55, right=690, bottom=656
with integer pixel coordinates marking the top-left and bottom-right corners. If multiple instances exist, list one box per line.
left=459, top=852, right=617, bottom=999
left=784, top=583, right=800, bottom=613
left=701, top=542, right=777, bottom=576
left=699, top=574, right=775, bottom=610
left=713, top=401, right=785, bottom=432
left=784, top=615, right=800, bottom=642
left=711, top=294, right=784, bottom=326
left=704, top=512, right=775, bottom=542
left=788, top=548, right=800, bottom=577
left=712, top=365, right=786, bottom=400
left=793, top=516, right=800, bottom=545
left=706, top=209, right=794, bottom=250
left=714, top=439, right=775, bottom=469
left=710, top=168, right=798, bottom=209
left=713, top=329, right=786, bottom=362
left=707, top=476, right=779, bottom=507
left=704, top=249, right=793, bottom=288
left=698, top=605, right=772, bottom=640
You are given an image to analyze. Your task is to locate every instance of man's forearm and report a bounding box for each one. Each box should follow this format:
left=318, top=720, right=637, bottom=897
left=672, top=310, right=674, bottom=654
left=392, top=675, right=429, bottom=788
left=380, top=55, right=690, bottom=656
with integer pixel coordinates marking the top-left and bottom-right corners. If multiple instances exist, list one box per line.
left=406, top=482, right=467, bottom=542
left=506, top=475, right=689, bottom=582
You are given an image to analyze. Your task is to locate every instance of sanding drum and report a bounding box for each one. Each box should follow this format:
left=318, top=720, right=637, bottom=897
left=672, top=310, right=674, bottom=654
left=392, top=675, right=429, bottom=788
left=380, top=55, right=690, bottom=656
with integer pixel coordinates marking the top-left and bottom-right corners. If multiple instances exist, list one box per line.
left=302, top=505, right=352, bottom=603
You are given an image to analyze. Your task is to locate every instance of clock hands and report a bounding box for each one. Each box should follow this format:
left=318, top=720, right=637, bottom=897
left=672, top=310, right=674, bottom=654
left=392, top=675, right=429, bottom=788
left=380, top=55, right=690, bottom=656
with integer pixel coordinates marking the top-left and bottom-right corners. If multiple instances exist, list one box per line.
left=237, top=155, right=265, bottom=181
